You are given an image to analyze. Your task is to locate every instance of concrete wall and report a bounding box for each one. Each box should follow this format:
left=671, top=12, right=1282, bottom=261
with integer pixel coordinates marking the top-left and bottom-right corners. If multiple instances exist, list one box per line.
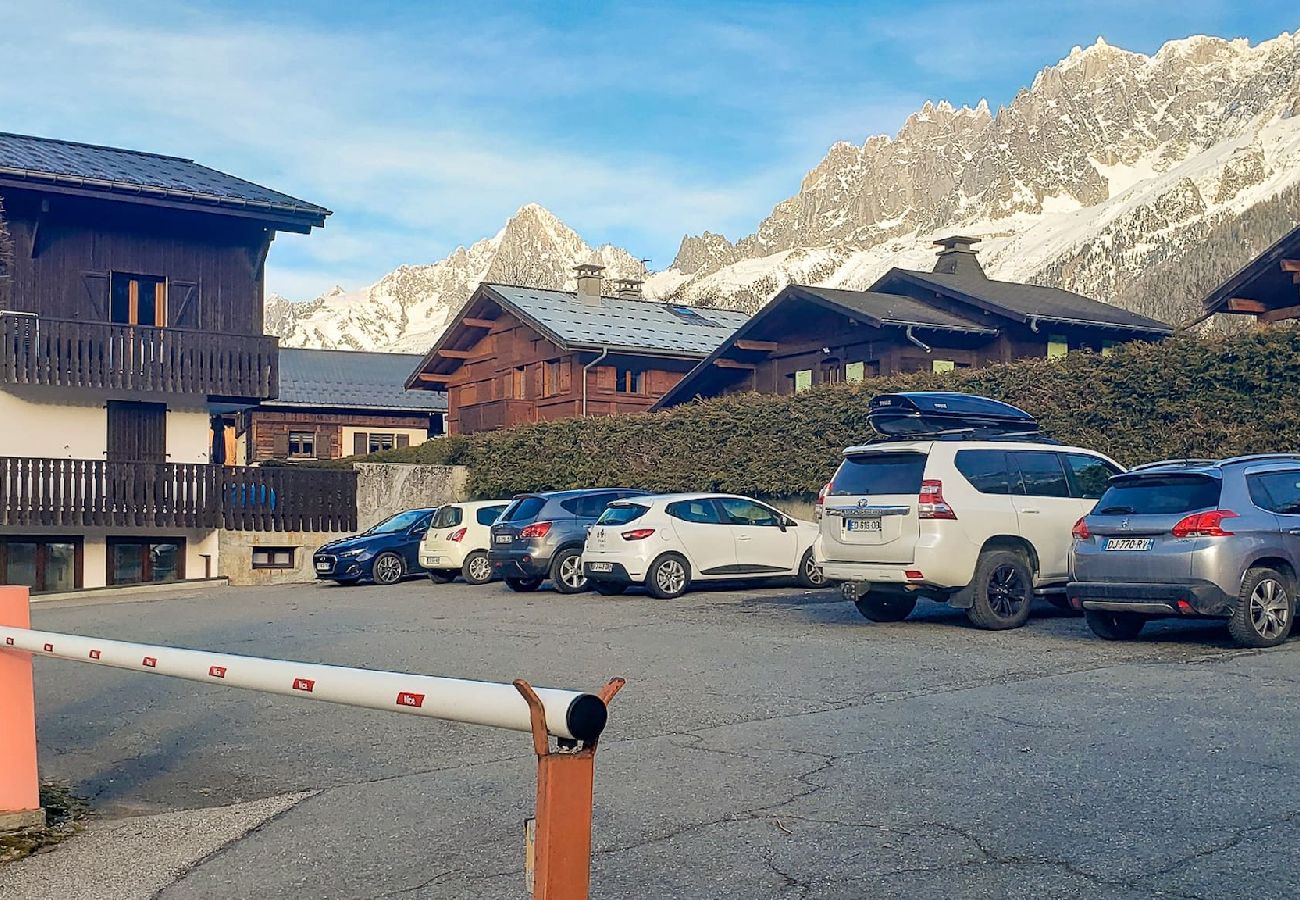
left=218, top=529, right=351, bottom=585
left=354, top=464, right=469, bottom=530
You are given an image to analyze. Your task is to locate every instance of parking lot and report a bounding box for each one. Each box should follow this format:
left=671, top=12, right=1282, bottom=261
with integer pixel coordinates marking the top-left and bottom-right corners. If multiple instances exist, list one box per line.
left=5, top=577, right=1300, bottom=899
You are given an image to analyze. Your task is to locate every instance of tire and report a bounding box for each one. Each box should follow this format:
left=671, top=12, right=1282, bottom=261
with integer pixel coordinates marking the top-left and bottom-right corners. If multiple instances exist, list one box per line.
left=853, top=590, right=916, bottom=622
left=593, top=582, right=627, bottom=596
left=427, top=570, right=455, bottom=584
left=461, top=551, right=494, bottom=586
left=796, top=549, right=828, bottom=589
left=965, top=549, right=1034, bottom=631
left=1228, top=567, right=1295, bottom=648
left=550, top=548, right=589, bottom=594
left=371, top=551, right=405, bottom=586
left=505, top=577, right=543, bottom=593
left=646, top=554, right=690, bottom=599
left=1084, top=608, right=1147, bottom=640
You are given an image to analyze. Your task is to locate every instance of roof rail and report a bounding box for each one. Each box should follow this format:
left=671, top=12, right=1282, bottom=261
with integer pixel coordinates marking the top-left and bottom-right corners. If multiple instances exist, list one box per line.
left=1218, top=453, right=1300, bottom=466
left=859, top=427, right=1058, bottom=446
left=1127, top=458, right=1219, bottom=472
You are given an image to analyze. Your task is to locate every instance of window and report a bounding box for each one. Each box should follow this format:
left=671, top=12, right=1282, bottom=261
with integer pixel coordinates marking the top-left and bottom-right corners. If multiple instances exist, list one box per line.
left=368, top=433, right=396, bottom=453
left=288, top=431, right=316, bottom=459
left=820, top=358, right=843, bottom=383
left=717, top=497, right=783, bottom=527
left=1, top=537, right=81, bottom=593
left=1010, top=451, right=1071, bottom=498
left=252, top=547, right=296, bottom=569
left=932, top=359, right=956, bottom=373
left=106, top=401, right=167, bottom=463
left=512, top=367, right=528, bottom=400
left=502, top=496, right=547, bottom=522
left=1094, top=475, right=1221, bottom=516
left=560, top=492, right=618, bottom=518
left=1047, top=336, right=1069, bottom=359
left=110, top=272, right=167, bottom=326
left=615, top=368, right=642, bottom=394
left=596, top=504, right=650, bottom=526
left=830, top=452, right=927, bottom=496
left=431, top=506, right=465, bottom=529
left=366, top=510, right=433, bottom=534
left=845, top=361, right=866, bottom=384
left=668, top=305, right=717, bottom=326
left=543, top=360, right=562, bottom=397
left=955, top=450, right=1013, bottom=495
left=109, top=538, right=184, bottom=585
left=666, top=499, right=726, bottom=525
left=477, top=505, right=508, bottom=526
left=793, top=370, right=813, bottom=393
left=1248, top=471, right=1300, bottom=515
left=1062, top=453, right=1121, bottom=500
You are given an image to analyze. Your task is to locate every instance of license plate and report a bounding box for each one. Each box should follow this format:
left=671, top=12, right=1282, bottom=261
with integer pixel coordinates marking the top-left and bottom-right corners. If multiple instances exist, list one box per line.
left=588, top=562, right=613, bottom=572
left=494, top=534, right=513, bottom=544
left=845, top=518, right=882, bottom=533
left=1105, top=538, right=1152, bottom=551
left=315, top=562, right=331, bottom=571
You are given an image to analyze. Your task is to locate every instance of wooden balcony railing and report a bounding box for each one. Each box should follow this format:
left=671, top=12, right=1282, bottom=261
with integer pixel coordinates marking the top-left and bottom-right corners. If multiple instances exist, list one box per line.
left=0, top=314, right=279, bottom=400
left=0, top=458, right=356, bottom=533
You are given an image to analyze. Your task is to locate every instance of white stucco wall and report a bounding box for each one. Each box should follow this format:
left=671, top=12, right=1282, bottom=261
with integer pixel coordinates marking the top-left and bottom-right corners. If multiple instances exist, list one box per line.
left=1, top=526, right=220, bottom=590
left=340, top=425, right=429, bottom=458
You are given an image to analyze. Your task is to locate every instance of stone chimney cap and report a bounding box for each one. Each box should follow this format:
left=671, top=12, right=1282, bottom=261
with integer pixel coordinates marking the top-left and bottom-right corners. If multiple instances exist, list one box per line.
left=933, top=235, right=981, bottom=251
left=574, top=262, right=606, bottom=274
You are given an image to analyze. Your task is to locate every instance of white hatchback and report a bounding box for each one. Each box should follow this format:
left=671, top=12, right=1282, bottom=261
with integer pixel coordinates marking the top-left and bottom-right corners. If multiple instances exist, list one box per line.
left=420, top=500, right=511, bottom=585
left=582, top=493, right=826, bottom=598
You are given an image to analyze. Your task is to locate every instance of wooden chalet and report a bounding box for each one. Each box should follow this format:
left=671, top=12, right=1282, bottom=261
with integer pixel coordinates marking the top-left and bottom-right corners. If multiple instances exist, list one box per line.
left=406, top=265, right=749, bottom=434
left=1200, top=222, right=1300, bottom=323
left=654, top=236, right=1172, bottom=408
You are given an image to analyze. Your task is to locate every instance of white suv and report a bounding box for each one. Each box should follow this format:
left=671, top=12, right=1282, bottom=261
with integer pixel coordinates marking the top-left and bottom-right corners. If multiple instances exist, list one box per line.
left=420, top=500, right=511, bottom=585
left=815, top=440, right=1122, bottom=629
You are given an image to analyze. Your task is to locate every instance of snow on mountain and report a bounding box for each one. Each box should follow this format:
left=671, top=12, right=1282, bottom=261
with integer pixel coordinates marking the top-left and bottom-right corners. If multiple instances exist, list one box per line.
left=269, top=29, right=1300, bottom=351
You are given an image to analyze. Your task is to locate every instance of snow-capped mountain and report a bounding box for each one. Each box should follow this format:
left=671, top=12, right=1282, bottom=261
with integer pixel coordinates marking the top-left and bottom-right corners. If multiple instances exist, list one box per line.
left=269, top=29, right=1300, bottom=351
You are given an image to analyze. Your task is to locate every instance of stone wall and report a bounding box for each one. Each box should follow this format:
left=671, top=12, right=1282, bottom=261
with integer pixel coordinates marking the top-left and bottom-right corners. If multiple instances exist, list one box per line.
left=219, top=529, right=351, bottom=585
left=354, top=464, right=470, bottom=530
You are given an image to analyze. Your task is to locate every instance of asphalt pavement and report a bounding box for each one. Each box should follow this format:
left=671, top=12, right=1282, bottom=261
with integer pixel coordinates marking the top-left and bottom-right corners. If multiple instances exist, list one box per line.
left=1, top=577, right=1298, bottom=899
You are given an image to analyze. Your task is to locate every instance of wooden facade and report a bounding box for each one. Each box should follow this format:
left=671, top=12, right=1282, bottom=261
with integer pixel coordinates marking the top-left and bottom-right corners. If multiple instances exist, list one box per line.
left=246, top=409, right=430, bottom=462
left=1200, top=223, right=1300, bottom=323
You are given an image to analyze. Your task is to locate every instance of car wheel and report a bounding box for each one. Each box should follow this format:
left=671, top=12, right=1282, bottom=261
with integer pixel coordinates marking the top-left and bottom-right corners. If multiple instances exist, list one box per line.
left=853, top=590, right=916, bottom=622
left=550, top=549, right=589, bottom=594
left=427, top=570, right=455, bottom=584
left=965, top=549, right=1034, bottom=630
left=646, top=554, right=690, bottom=599
left=1084, top=608, right=1146, bottom=640
left=1228, top=567, right=1294, bottom=648
left=505, top=577, right=543, bottom=593
left=795, top=549, right=828, bottom=589
left=461, top=551, right=494, bottom=586
left=593, top=582, right=627, bottom=596
left=371, top=552, right=405, bottom=586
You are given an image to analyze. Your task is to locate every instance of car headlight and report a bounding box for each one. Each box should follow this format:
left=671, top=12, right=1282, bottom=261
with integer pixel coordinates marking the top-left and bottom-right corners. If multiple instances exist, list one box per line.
left=338, top=548, right=366, bottom=559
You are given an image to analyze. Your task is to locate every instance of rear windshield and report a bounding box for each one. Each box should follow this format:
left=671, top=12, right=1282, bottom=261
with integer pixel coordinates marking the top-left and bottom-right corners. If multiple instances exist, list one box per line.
left=476, top=506, right=507, bottom=526
left=831, top=452, right=926, bottom=496
left=1093, top=474, right=1221, bottom=516
left=430, top=506, right=463, bottom=529
left=597, top=504, right=649, bottom=526
left=501, top=496, right=546, bottom=523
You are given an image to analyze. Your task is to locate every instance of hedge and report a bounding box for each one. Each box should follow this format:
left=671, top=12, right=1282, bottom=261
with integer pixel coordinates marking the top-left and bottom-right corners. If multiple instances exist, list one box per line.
left=354, top=325, right=1300, bottom=499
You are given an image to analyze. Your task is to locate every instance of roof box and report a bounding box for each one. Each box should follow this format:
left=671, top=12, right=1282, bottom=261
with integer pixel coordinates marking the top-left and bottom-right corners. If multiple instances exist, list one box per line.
left=868, top=392, right=1038, bottom=438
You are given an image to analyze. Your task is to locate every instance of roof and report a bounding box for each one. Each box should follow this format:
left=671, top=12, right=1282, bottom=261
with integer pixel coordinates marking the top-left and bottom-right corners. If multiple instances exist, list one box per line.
left=0, top=132, right=330, bottom=229
left=788, top=285, right=997, bottom=333
left=270, top=348, right=446, bottom=413
left=877, top=268, right=1173, bottom=334
left=1199, top=222, right=1300, bottom=318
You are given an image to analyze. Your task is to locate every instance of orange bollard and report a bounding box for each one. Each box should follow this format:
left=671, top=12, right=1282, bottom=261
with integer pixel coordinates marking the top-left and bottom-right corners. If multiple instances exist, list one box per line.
left=0, top=585, right=43, bottom=830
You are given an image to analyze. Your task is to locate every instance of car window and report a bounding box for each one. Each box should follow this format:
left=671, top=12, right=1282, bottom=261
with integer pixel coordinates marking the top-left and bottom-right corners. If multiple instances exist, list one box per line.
left=717, top=497, right=782, bottom=527
left=597, top=504, right=649, bottom=526
left=954, top=450, right=1012, bottom=495
left=476, top=505, right=507, bottom=526
left=1248, top=471, right=1300, bottom=515
left=501, top=496, right=546, bottom=523
left=430, top=506, right=463, bottom=529
left=1094, top=474, right=1221, bottom=515
left=368, top=509, right=434, bottom=534
left=561, top=492, right=616, bottom=519
left=1062, top=453, right=1121, bottom=500
left=831, top=452, right=927, bottom=496
left=666, top=499, right=726, bottom=525
left=1011, top=451, right=1071, bottom=498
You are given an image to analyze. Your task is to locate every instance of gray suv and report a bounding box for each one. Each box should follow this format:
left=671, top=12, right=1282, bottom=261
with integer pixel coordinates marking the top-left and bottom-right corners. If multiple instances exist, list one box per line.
left=489, top=489, right=647, bottom=594
left=1068, top=455, right=1300, bottom=647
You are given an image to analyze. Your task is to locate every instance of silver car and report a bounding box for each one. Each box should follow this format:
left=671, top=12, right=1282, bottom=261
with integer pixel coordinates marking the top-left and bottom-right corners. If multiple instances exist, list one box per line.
left=1068, top=455, right=1300, bottom=647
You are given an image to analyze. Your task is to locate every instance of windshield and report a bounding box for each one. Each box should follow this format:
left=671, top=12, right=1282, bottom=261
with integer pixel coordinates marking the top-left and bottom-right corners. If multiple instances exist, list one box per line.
left=367, top=509, right=431, bottom=534
left=1093, top=475, right=1221, bottom=516
left=597, top=504, right=648, bottom=526
left=501, top=496, right=547, bottom=523
left=831, top=452, right=927, bottom=496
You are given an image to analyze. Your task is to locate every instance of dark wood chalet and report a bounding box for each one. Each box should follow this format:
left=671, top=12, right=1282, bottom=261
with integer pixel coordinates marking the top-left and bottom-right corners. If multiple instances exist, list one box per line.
left=1200, top=222, right=1300, bottom=323
left=655, top=236, right=1172, bottom=407
left=406, top=265, right=749, bottom=434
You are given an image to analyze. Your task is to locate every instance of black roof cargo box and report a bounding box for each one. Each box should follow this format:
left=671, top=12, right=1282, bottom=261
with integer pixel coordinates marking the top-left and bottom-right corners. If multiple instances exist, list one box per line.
left=868, top=392, right=1038, bottom=438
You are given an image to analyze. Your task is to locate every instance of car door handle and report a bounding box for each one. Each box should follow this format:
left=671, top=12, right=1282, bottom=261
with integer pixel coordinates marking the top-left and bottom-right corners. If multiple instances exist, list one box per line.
left=737, top=535, right=752, bottom=541
left=1022, top=509, right=1041, bottom=515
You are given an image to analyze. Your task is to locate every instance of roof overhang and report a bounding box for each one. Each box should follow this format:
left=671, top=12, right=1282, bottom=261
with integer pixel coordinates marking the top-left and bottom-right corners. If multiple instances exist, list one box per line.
left=1199, top=223, right=1300, bottom=320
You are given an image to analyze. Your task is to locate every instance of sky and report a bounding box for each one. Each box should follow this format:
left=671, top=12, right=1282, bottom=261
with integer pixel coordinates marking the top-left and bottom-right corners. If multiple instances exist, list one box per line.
left=2, top=1, right=1297, bottom=300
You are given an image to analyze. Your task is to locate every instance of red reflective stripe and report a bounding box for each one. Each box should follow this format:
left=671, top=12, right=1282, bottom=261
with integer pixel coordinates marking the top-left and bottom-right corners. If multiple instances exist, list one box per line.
left=292, top=677, right=314, bottom=692
left=142, top=656, right=157, bottom=668
left=43, top=643, right=53, bottom=652
left=89, top=650, right=101, bottom=660
left=396, top=691, right=425, bottom=708
left=209, top=665, right=227, bottom=678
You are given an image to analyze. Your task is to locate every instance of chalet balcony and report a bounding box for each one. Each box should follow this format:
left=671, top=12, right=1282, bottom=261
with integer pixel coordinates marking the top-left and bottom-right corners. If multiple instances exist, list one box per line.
left=455, top=399, right=536, bottom=433
left=0, top=313, right=279, bottom=400
left=0, top=457, right=356, bottom=532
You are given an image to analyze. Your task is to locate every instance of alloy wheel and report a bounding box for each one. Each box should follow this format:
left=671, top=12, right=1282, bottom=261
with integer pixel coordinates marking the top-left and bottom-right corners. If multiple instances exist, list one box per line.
left=1249, top=578, right=1290, bottom=640
left=374, top=554, right=403, bottom=584
left=987, top=564, right=1027, bottom=618
left=803, top=554, right=826, bottom=586
left=559, top=555, right=587, bottom=590
left=467, top=556, right=492, bottom=583
left=656, top=559, right=687, bottom=595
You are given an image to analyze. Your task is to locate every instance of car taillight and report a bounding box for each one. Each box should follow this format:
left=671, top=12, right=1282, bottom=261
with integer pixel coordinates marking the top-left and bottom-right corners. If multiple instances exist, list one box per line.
left=918, top=480, right=956, bottom=520
left=815, top=481, right=831, bottom=520
left=1172, top=509, right=1237, bottom=538
left=519, top=521, right=552, bottom=540
left=448, top=528, right=467, bottom=542
left=621, top=528, right=656, bottom=541
left=1072, top=517, right=1090, bottom=540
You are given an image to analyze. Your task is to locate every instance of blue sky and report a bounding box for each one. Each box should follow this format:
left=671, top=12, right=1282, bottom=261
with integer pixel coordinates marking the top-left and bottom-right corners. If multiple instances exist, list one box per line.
left=2, top=1, right=1297, bottom=299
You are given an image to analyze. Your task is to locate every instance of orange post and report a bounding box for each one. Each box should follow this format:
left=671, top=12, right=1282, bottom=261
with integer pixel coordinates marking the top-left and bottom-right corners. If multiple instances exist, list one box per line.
left=0, top=586, right=43, bottom=830
left=516, top=677, right=624, bottom=900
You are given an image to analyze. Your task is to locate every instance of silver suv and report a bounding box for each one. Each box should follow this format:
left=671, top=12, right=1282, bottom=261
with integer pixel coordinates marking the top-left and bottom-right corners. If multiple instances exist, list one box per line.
left=1069, top=455, right=1300, bottom=647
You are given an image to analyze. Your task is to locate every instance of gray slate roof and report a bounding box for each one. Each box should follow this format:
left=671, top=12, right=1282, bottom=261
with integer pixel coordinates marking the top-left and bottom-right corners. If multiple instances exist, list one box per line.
left=0, top=132, right=329, bottom=223
left=791, top=285, right=996, bottom=333
left=484, top=284, right=750, bottom=355
left=273, top=349, right=446, bottom=413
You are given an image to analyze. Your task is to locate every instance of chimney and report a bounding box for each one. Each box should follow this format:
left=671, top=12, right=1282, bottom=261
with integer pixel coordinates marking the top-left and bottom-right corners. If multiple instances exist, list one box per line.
left=932, top=235, right=986, bottom=278
left=613, top=278, right=644, bottom=300
left=574, top=263, right=605, bottom=305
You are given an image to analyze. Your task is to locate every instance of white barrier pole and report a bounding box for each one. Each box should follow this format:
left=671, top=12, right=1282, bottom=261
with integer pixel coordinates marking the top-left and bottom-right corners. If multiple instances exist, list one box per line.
left=0, top=626, right=608, bottom=743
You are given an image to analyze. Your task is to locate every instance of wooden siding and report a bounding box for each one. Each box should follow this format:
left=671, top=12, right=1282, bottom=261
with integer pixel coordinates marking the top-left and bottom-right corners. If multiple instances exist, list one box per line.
left=247, top=409, right=432, bottom=462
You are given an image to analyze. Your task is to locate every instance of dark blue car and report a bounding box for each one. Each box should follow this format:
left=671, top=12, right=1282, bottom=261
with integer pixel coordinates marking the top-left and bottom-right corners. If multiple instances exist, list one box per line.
left=312, top=508, right=438, bottom=586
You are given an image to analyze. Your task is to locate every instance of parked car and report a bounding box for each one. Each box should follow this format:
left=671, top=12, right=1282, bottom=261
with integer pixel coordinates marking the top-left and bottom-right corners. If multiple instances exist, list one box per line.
left=312, top=507, right=439, bottom=586
left=420, top=500, right=511, bottom=585
left=489, top=489, right=648, bottom=593
left=816, top=392, right=1122, bottom=630
left=1069, top=455, right=1300, bottom=648
left=582, top=493, right=826, bottom=598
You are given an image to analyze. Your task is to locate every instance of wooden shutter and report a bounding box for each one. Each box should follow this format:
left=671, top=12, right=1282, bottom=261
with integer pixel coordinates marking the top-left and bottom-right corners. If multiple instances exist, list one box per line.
left=169, top=281, right=198, bottom=328
left=595, top=366, right=616, bottom=391
left=559, top=360, right=572, bottom=393
left=272, top=429, right=290, bottom=459
left=81, top=272, right=110, bottom=320
left=353, top=432, right=368, bottom=456
left=396, top=434, right=410, bottom=449
left=314, top=429, right=330, bottom=459
left=106, top=402, right=167, bottom=462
